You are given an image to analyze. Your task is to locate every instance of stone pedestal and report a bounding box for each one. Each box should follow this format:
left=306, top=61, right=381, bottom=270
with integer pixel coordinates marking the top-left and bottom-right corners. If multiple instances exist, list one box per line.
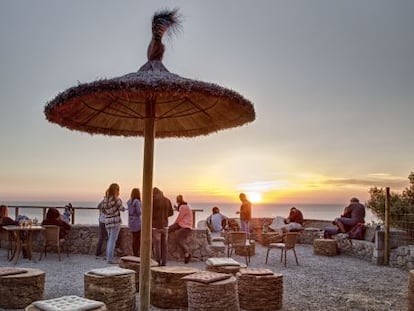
left=0, top=268, right=45, bottom=309
left=408, top=270, right=414, bottom=310
left=84, top=269, right=135, bottom=311
left=237, top=269, right=283, bottom=310
left=313, top=238, right=337, bottom=256
left=187, top=276, right=239, bottom=311
left=150, top=266, right=199, bottom=309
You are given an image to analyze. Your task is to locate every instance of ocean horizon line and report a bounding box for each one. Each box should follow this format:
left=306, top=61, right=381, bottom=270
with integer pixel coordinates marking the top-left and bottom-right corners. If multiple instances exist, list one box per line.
left=3, top=200, right=378, bottom=224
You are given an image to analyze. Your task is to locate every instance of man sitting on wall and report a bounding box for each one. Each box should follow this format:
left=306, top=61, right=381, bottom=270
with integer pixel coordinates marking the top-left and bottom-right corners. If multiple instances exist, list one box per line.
left=206, top=206, right=228, bottom=233
left=269, top=207, right=304, bottom=233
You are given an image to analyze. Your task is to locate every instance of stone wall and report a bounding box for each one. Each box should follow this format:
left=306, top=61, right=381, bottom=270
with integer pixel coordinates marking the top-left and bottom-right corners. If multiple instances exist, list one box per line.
left=22, top=220, right=413, bottom=269
left=390, top=245, right=414, bottom=270
left=30, top=225, right=215, bottom=262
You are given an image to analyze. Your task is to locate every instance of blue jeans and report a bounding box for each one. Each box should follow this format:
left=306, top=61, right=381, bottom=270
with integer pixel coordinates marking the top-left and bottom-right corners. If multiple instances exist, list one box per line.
left=95, top=221, right=108, bottom=256
left=106, top=225, right=121, bottom=262
left=240, top=220, right=250, bottom=238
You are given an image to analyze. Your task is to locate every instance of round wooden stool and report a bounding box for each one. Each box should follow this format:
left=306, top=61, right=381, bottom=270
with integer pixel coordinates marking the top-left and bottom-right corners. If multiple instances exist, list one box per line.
left=0, top=268, right=45, bottom=309
left=84, top=267, right=135, bottom=311
left=25, top=295, right=107, bottom=311
left=313, top=238, right=338, bottom=256
left=186, top=275, right=239, bottom=311
left=237, top=268, right=283, bottom=310
left=150, top=266, right=199, bottom=309
left=408, top=270, right=414, bottom=310
left=119, top=256, right=158, bottom=292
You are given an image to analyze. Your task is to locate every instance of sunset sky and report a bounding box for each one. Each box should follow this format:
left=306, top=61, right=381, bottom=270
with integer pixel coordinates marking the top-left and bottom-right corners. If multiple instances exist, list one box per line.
left=0, top=1, right=413, bottom=205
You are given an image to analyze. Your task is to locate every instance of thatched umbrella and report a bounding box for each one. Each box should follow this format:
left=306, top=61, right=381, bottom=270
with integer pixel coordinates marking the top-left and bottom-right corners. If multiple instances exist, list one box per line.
left=44, top=9, right=255, bottom=311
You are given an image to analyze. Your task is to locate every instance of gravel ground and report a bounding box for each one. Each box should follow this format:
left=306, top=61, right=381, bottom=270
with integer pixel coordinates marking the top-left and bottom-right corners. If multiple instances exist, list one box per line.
left=0, top=244, right=408, bottom=311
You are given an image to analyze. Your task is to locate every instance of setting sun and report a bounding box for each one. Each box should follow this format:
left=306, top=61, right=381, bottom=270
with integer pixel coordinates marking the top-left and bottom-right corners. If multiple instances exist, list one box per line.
left=246, top=191, right=263, bottom=203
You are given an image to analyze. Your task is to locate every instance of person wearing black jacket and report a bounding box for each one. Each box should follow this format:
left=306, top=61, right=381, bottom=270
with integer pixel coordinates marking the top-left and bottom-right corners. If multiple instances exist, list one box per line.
left=152, top=187, right=173, bottom=266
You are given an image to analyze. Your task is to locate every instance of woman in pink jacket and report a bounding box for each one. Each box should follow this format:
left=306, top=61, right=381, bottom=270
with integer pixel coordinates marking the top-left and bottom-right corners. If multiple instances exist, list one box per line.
left=169, top=194, right=193, bottom=263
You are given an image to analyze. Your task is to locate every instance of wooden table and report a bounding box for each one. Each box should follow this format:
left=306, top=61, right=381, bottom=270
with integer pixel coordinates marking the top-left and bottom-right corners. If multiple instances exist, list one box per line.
left=2, top=225, right=45, bottom=264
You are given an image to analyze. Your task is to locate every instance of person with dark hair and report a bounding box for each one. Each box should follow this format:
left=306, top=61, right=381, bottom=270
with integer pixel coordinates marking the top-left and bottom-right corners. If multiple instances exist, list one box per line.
left=236, top=193, right=252, bottom=237
left=169, top=194, right=193, bottom=263
left=206, top=206, right=228, bottom=233
left=41, top=207, right=71, bottom=239
left=0, top=205, right=18, bottom=227
left=152, top=187, right=173, bottom=266
left=95, top=198, right=108, bottom=258
left=101, top=183, right=125, bottom=264
left=282, top=207, right=304, bottom=232
left=333, top=197, right=366, bottom=233
left=127, top=188, right=142, bottom=257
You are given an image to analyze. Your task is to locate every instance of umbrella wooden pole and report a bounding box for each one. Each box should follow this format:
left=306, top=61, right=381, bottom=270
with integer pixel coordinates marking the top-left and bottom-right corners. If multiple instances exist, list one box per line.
left=139, top=99, right=156, bottom=311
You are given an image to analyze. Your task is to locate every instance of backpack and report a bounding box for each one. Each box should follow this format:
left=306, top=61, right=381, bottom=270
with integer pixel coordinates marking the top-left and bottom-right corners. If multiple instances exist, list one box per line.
left=348, top=222, right=366, bottom=240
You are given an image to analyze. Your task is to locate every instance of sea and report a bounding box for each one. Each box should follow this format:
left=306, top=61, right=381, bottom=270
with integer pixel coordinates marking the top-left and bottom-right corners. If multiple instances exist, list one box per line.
left=3, top=201, right=379, bottom=225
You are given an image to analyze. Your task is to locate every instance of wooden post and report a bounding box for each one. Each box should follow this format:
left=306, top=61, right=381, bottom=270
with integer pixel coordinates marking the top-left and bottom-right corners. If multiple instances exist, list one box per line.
left=139, top=98, right=155, bottom=311
left=71, top=208, right=75, bottom=225
left=384, top=187, right=390, bottom=266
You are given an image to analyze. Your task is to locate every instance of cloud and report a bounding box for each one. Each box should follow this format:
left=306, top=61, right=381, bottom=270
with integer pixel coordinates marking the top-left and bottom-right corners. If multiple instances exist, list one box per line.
left=323, top=177, right=408, bottom=189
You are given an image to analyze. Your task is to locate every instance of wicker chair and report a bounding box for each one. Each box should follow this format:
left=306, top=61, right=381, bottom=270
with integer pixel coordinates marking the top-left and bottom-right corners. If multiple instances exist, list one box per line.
left=39, top=225, right=69, bottom=261
left=265, top=232, right=299, bottom=267
left=226, top=231, right=250, bottom=265
left=0, top=229, right=14, bottom=260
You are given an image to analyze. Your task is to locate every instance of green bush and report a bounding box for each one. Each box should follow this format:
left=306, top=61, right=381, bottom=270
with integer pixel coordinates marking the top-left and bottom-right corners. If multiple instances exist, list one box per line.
left=366, top=172, right=414, bottom=240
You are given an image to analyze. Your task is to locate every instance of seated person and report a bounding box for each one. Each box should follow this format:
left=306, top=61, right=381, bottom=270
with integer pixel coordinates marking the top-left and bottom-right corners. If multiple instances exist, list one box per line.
left=42, top=207, right=71, bottom=238
left=333, top=197, right=365, bottom=233
left=269, top=207, right=304, bottom=233
left=1, top=205, right=28, bottom=257
left=206, top=206, right=228, bottom=233
left=62, top=203, right=73, bottom=224
left=284, top=207, right=304, bottom=231
left=0, top=204, right=18, bottom=227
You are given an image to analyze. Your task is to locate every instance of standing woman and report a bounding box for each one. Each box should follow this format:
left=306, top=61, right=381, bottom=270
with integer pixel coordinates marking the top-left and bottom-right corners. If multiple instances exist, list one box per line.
left=237, top=193, right=252, bottom=238
left=102, top=183, right=125, bottom=264
left=95, top=198, right=108, bottom=258
left=127, top=188, right=142, bottom=257
left=169, top=194, right=193, bottom=263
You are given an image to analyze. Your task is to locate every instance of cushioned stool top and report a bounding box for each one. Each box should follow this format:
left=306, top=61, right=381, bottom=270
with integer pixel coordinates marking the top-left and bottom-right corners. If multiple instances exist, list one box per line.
left=0, top=267, right=27, bottom=277
left=206, top=257, right=241, bottom=267
left=88, top=266, right=134, bottom=276
left=120, top=256, right=140, bottom=263
left=239, top=268, right=274, bottom=276
left=181, top=271, right=231, bottom=284
left=33, top=295, right=104, bottom=311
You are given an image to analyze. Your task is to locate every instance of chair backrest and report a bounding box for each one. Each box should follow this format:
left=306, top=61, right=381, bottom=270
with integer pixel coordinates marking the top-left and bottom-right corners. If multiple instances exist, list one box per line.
left=228, top=231, right=247, bottom=247
left=42, top=225, right=61, bottom=242
left=283, top=232, right=299, bottom=249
